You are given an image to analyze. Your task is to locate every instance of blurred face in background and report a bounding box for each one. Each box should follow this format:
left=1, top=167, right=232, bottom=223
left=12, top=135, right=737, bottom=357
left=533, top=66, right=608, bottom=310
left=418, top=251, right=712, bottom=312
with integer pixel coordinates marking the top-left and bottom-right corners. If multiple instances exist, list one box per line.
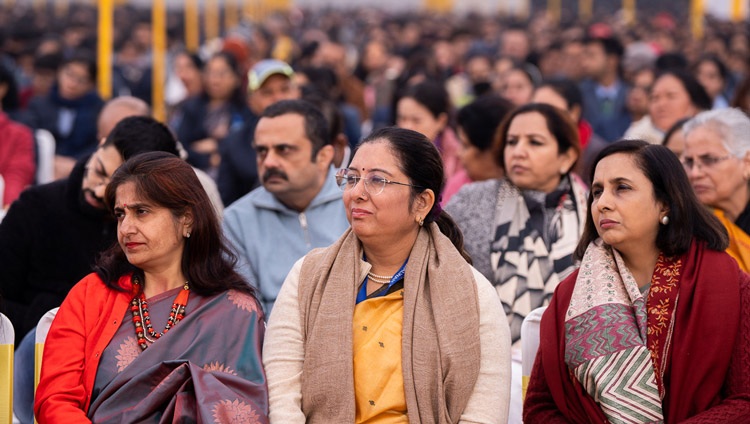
left=396, top=96, right=447, bottom=141
left=204, top=56, right=239, bottom=102
left=649, top=74, right=698, bottom=132
left=58, top=61, right=93, bottom=100
left=500, top=68, right=535, bottom=107
left=174, top=53, right=203, bottom=97
left=626, top=68, right=654, bottom=121
left=695, top=60, right=725, bottom=101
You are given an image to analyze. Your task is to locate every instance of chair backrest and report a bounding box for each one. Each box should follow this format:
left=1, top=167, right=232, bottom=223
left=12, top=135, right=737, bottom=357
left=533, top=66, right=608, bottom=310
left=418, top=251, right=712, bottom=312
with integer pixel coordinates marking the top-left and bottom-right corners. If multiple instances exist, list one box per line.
left=521, top=305, right=547, bottom=401
left=0, top=313, right=15, bottom=424
left=34, top=308, right=58, bottom=404
left=34, top=129, right=56, bottom=185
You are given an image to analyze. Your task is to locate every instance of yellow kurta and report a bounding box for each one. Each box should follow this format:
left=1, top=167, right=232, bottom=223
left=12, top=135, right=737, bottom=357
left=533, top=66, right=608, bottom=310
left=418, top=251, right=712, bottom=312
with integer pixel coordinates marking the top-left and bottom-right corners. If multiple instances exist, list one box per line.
left=352, top=289, right=408, bottom=423
left=714, top=209, right=750, bottom=272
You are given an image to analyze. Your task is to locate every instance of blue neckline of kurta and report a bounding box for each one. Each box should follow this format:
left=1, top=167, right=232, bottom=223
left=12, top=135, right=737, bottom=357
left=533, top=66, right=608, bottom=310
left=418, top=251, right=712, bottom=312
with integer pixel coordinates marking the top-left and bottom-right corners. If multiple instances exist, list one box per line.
left=356, top=260, right=407, bottom=304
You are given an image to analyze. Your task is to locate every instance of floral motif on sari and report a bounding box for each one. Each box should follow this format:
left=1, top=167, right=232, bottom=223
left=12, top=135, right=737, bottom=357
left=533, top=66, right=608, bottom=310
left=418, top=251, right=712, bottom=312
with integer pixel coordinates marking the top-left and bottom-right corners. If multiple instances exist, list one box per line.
left=646, top=254, right=682, bottom=399
left=115, top=336, right=140, bottom=372
left=211, top=399, right=263, bottom=424
left=203, top=361, right=238, bottom=376
left=228, top=290, right=261, bottom=313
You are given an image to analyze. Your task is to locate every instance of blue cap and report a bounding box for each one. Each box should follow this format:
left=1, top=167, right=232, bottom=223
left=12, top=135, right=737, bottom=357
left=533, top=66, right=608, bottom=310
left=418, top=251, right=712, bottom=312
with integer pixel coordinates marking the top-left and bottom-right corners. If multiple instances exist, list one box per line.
left=247, top=59, right=294, bottom=92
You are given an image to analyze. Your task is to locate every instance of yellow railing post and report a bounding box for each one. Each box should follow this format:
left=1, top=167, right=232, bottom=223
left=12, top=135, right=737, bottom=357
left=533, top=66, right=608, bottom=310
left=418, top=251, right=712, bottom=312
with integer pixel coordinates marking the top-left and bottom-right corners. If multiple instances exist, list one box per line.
left=97, top=0, right=113, bottom=100
left=690, top=0, right=704, bottom=40
left=153, top=0, right=167, bottom=122
left=206, top=0, right=220, bottom=41
left=548, top=0, right=561, bottom=24
left=185, top=0, right=200, bottom=52
left=580, top=0, right=593, bottom=22
left=622, top=0, right=636, bottom=27
left=731, top=0, right=743, bottom=22
left=225, top=0, right=239, bottom=31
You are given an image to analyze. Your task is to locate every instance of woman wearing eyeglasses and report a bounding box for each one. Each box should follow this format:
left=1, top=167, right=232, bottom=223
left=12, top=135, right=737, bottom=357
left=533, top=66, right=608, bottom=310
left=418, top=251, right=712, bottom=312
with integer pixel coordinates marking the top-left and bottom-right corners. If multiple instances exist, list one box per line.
left=683, top=108, right=750, bottom=272
left=263, top=127, right=512, bottom=423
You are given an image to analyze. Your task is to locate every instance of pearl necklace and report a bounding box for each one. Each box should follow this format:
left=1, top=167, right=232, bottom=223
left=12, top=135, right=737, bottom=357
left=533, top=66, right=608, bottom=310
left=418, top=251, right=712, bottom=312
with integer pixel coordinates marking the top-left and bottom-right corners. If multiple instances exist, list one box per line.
left=367, top=271, right=394, bottom=284
left=130, top=280, right=190, bottom=351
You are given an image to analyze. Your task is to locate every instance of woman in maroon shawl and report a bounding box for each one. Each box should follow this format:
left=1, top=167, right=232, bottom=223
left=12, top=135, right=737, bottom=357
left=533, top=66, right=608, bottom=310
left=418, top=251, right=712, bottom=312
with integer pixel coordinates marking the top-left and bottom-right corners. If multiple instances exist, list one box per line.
left=524, top=139, right=750, bottom=423
left=35, top=152, right=268, bottom=423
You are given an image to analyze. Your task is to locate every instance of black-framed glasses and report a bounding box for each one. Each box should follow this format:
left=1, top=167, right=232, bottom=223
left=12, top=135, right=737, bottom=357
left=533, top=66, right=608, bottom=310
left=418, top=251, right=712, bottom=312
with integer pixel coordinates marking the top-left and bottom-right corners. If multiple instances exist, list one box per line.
left=335, top=169, right=423, bottom=196
left=681, top=154, right=732, bottom=171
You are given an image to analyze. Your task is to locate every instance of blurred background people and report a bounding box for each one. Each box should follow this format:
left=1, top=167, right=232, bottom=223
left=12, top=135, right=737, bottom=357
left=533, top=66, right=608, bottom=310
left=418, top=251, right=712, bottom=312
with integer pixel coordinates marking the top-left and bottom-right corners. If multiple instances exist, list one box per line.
left=395, top=80, right=461, bottom=180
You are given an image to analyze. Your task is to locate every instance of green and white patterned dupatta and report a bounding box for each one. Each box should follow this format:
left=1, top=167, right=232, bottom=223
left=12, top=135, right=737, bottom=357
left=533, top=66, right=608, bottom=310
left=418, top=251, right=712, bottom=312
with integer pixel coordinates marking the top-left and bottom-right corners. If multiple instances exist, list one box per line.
left=564, top=239, right=664, bottom=424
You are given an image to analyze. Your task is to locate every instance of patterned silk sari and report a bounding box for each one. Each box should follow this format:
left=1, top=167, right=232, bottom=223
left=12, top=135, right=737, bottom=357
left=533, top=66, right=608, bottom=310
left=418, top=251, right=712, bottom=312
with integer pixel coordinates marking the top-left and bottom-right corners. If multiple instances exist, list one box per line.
left=87, top=289, right=268, bottom=424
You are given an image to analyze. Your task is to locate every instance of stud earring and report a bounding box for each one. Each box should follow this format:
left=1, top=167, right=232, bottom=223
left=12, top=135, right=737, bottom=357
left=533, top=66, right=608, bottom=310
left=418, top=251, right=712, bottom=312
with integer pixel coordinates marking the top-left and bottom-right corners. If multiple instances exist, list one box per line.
left=417, top=217, right=425, bottom=227
left=661, top=216, right=669, bottom=225
left=186, top=232, right=191, bottom=238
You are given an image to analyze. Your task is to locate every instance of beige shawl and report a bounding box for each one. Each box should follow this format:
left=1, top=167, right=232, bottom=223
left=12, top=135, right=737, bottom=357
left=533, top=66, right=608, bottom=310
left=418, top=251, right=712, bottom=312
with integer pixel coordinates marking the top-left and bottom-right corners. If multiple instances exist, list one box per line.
left=298, top=223, right=481, bottom=423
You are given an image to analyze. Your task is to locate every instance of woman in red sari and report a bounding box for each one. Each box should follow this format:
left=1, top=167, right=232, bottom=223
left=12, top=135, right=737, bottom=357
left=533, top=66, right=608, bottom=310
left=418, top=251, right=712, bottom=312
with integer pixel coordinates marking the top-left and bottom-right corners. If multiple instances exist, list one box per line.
left=524, top=139, right=750, bottom=422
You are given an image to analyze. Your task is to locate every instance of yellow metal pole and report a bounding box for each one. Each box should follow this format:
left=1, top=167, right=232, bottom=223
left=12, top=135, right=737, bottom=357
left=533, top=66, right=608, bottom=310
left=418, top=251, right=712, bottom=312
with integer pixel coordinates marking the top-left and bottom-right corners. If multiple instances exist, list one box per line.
left=185, top=0, right=199, bottom=52
left=731, top=0, right=743, bottom=22
left=690, top=0, right=704, bottom=40
left=580, top=0, right=593, bottom=22
left=97, top=0, right=113, bottom=100
left=206, top=0, right=220, bottom=41
left=422, top=0, right=452, bottom=13
left=548, top=0, right=561, bottom=24
left=153, top=0, right=167, bottom=122
left=225, top=0, right=239, bottom=31
left=622, top=0, right=635, bottom=27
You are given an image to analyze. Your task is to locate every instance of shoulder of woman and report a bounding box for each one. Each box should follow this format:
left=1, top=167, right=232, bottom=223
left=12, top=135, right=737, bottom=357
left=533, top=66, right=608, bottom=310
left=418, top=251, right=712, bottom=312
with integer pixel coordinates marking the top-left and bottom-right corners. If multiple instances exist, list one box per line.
left=447, top=179, right=504, bottom=208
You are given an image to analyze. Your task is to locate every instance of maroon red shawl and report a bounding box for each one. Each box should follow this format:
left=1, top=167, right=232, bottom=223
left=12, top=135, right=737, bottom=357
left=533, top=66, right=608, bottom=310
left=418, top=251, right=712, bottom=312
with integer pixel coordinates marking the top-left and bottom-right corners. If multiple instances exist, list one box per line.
left=524, top=241, right=750, bottom=423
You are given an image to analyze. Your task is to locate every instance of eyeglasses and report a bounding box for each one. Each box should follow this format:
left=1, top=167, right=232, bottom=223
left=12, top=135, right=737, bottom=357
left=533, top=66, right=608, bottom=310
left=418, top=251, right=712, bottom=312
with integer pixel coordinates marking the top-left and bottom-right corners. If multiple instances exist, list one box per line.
left=681, top=155, right=732, bottom=171
left=335, top=169, right=423, bottom=196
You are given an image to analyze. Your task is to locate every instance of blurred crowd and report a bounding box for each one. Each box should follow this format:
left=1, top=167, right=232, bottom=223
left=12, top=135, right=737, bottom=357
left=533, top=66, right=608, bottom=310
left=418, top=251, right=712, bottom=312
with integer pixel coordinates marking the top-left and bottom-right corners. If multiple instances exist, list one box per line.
left=0, top=3, right=747, bottom=208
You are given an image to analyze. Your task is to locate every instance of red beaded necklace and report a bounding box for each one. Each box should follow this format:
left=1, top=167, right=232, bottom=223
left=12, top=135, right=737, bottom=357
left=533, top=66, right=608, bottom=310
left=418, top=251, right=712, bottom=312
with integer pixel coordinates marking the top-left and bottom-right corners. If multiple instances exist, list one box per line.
left=130, top=279, right=190, bottom=351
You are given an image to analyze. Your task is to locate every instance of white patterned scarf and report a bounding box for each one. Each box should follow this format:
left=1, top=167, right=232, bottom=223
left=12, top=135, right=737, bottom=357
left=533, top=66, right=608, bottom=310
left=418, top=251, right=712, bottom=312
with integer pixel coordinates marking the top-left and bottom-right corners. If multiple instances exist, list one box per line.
left=490, top=174, right=588, bottom=346
left=564, top=239, right=664, bottom=424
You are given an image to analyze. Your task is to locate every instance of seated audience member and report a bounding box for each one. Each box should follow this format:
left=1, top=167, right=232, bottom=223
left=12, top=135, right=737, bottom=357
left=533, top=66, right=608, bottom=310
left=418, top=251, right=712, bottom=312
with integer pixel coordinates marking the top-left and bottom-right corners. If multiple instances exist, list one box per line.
left=442, top=95, right=512, bottom=203
left=20, top=51, right=104, bottom=179
left=396, top=80, right=462, bottom=180
left=446, top=103, right=586, bottom=423
left=524, top=139, right=750, bottom=422
left=624, top=69, right=711, bottom=144
left=218, top=59, right=300, bottom=206
left=223, top=99, right=349, bottom=314
left=171, top=51, right=252, bottom=175
left=264, top=127, right=511, bottom=422
left=35, top=152, right=268, bottom=422
left=3, top=112, right=186, bottom=424
left=661, top=117, right=689, bottom=158
left=683, top=109, right=750, bottom=272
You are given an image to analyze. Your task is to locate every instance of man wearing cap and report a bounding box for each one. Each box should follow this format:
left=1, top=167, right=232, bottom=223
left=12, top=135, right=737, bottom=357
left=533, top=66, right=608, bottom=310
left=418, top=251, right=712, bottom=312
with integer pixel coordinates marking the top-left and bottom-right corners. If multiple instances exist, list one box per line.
left=223, top=99, right=349, bottom=315
left=218, top=59, right=300, bottom=206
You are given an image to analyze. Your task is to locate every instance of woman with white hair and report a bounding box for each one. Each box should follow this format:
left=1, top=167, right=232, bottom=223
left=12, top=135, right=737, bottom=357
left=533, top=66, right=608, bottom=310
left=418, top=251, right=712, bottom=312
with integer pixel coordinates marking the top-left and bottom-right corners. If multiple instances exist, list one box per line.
left=682, top=108, right=750, bottom=271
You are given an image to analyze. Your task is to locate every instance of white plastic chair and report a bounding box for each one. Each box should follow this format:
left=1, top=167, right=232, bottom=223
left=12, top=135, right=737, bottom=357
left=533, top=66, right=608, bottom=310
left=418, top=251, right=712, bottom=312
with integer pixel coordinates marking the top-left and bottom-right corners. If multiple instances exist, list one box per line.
left=34, top=130, right=55, bottom=185
left=520, top=305, right=547, bottom=400
left=0, top=313, right=15, bottom=424
left=33, top=307, right=58, bottom=424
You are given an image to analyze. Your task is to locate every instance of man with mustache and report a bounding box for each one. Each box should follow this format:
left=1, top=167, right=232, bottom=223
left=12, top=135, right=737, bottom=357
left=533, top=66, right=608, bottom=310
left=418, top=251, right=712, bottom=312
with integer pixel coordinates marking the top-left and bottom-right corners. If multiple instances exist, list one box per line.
left=223, top=99, right=349, bottom=315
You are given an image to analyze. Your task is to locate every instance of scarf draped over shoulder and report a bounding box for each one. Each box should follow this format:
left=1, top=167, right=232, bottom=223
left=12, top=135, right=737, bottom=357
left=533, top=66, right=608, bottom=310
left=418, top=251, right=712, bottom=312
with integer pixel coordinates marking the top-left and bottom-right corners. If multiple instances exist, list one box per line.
left=297, top=223, right=481, bottom=423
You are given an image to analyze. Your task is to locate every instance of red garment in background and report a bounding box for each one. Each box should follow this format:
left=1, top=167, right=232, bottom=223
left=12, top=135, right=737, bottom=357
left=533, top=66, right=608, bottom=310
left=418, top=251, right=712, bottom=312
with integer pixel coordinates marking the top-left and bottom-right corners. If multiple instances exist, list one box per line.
left=524, top=241, right=750, bottom=423
left=0, top=112, right=35, bottom=206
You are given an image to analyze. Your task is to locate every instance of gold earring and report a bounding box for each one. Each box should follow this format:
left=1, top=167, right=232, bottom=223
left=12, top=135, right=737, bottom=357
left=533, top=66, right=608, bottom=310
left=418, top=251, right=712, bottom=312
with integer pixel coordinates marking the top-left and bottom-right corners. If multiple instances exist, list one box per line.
left=417, top=217, right=424, bottom=227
